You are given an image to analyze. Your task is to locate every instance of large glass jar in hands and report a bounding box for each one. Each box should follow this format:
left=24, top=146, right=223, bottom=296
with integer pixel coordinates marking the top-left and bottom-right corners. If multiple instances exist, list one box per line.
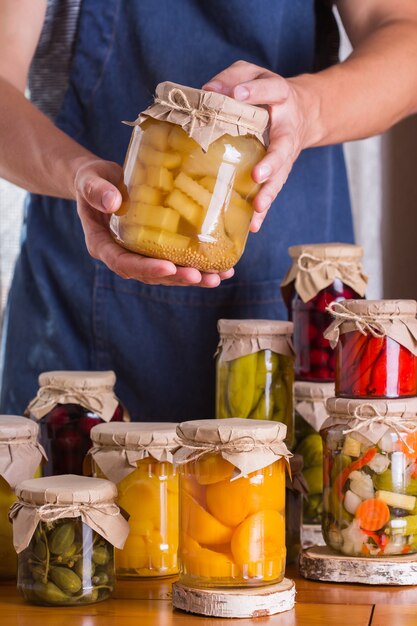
left=281, top=243, right=367, bottom=382
left=90, top=422, right=178, bottom=578
left=173, top=419, right=291, bottom=587
left=0, top=415, right=45, bottom=579
left=322, top=397, right=417, bottom=557
left=10, top=475, right=129, bottom=605
left=216, top=319, right=295, bottom=449
left=110, top=82, right=269, bottom=272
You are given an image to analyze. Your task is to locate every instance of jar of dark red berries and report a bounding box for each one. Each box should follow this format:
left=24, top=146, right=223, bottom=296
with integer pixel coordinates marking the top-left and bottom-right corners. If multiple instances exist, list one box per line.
left=281, top=243, right=367, bottom=382
left=25, top=371, right=128, bottom=476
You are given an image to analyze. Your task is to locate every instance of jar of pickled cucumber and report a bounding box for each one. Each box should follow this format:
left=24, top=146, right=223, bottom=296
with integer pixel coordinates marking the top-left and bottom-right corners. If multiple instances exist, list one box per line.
left=89, top=422, right=178, bottom=578
left=294, top=381, right=334, bottom=527
left=173, top=418, right=291, bottom=587
left=281, top=243, right=367, bottom=382
left=10, top=475, right=129, bottom=605
left=110, top=81, right=269, bottom=272
left=0, top=415, right=46, bottom=579
left=325, top=300, right=417, bottom=398
left=322, top=397, right=417, bottom=557
left=26, top=371, right=128, bottom=476
left=216, top=319, right=295, bottom=449
left=285, top=454, right=308, bottom=564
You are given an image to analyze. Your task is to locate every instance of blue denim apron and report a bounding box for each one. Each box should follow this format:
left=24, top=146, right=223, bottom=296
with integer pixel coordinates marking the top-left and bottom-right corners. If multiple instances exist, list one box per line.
left=0, top=0, right=353, bottom=420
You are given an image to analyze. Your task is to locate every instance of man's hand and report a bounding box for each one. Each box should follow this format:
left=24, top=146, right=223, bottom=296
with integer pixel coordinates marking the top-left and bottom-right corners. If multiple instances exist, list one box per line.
left=74, top=158, right=234, bottom=287
left=203, top=62, right=312, bottom=232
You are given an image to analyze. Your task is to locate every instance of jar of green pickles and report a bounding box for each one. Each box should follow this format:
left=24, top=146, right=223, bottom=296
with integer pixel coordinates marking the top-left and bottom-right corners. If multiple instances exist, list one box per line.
left=10, top=475, right=129, bottom=605
left=0, top=415, right=46, bottom=579
left=216, top=319, right=295, bottom=449
left=322, top=397, right=417, bottom=557
left=294, top=381, right=334, bottom=532
left=89, top=422, right=179, bottom=578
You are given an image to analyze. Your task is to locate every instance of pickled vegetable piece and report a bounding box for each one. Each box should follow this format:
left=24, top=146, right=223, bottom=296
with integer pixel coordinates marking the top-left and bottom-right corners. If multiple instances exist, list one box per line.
left=145, top=165, right=174, bottom=191
left=190, top=453, right=234, bottom=485
left=129, top=185, right=163, bottom=205
left=136, top=225, right=190, bottom=250
left=168, top=125, right=199, bottom=152
left=174, top=172, right=213, bottom=210
left=206, top=478, right=250, bottom=527
left=181, top=491, right=234, bottom=545
left=142, top=121, right=171, bottom=151
left=122, top=203, right=180, bottom=233
left=227, top=353, right=257, bottom=418
left=129, top=164, right=146, bottom=187
left=355, top=498, right=390, bottom=531
left=166, top=189, right=203, bottom=229
left=140, top=144, right=181, bottom=170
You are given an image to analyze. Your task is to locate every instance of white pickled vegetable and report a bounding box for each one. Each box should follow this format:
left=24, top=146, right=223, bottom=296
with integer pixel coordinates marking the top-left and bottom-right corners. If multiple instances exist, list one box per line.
left=391, top=452, right=407, bottom=491
left=349, top=470, right=375, bottom=500
left=378, top=432, right=396, bottom=453
left=367, top=453, right=390, bottom=474
left=341, top=519, right=368, bottom=555
left=376, top=489, right=416, bottom=511
left=343, top=489, right=363, bottom=515
left=342, top=435, right=362, bottom=457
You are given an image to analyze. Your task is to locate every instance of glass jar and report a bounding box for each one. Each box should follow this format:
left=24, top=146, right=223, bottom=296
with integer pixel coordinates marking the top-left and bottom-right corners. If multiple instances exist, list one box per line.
left=90, top=422, right=178, bottom=578
left=174, top=418, right=290, bottom=588
left=110, top=81, right=268, bottom=272
left=325, top=300, right=417, bottom=398
left=281, top=243, right=367, bottom=382
left=294, top=381, right=334, bottom=526
left=26, top=371, right=127, bottom=476
left=0, top=415, right=45, bottom=580
left=322, top=397, right=417, bottom=557
left=11, top=475, right=129, bottom=605
left=216, top=319, right=295, bottom=450
left=285, top=454, right=308, bottom=564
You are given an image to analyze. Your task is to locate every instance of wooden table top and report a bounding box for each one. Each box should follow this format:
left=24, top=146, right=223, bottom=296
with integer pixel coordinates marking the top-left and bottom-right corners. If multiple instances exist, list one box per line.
left=1, top=564, right=416, bottom=626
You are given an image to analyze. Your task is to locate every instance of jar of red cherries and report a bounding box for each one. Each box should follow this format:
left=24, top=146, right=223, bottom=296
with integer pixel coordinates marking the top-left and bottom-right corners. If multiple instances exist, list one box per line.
left=25, top=371, right=128, bottom=476
left=281, top=243, right=367, bottom=382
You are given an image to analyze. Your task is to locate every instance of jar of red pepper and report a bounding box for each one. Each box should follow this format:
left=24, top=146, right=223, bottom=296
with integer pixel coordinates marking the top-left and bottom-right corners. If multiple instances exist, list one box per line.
left=25, top=371, right=128, bottom=476
left=281, top=243, right=367, bottom=383
left=325, top=300, right=417, bottom=399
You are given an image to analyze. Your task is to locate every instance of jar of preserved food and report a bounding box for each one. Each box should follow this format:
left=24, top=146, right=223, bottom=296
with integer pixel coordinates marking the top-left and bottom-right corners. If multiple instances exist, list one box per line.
left=89, top=422, right=178, bottom=578
left=322, top=397, right=417, bottom=557
left=110, top=82, right=269, bottom=272
left=25, top=371, right=128, bottom=476
left=10, top=475, right=129, bottom=605
left=281, top=243, right=367, bottom=382
left=294, top=381, right=334, bottom=526
left=325, top=300, right=417, bottom=398
left=216, top=319, right=295, bottom=450
left=173, top=418, right=290, bottom=587
left=0, top=415, right=46, bottom=579
left=285, top=454, right=309, bottom=564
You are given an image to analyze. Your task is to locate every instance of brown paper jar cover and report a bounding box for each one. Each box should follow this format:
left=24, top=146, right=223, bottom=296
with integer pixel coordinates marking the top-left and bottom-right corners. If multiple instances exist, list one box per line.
left=0, top=415, right=47, bottom=489
left=294, top=381, right=335, bottom=433
left=324, top=299, right=417, bottom=355
left=89, top=422, right=179, bottom=484
left=281, top=242, right=367, bottom=304
left=10, top=474, right=130, bottom=553
left=130, top=81, right=270, bottom=152
left=217, top=319, right=294, bottom=362
left=173, top=417, right=291, bottom=477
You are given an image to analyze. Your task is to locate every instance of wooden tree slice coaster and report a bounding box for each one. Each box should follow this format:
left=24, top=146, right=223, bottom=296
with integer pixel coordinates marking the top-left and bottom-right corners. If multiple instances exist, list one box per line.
left=172, top=577, right=295, bottom=618
left=301, top=524, right=325, bottom=549
left=299, top=545, right=417, bottom=586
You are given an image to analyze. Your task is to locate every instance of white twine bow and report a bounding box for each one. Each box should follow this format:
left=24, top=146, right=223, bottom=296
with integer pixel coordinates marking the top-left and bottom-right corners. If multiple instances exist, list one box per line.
left=297, top=252, right=361, bottom=278
left=326, top=301, right=387, bottom=338
left=342, top=403, right=417, bottom=453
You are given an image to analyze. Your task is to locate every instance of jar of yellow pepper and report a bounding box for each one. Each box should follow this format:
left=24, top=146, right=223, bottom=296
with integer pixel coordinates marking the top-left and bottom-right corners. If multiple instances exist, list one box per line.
left=216, top=319, right=295, bottom=449
left=0, top=415, right=46, bottom=579
left=173, top=418, right=291, bottom=588
left=89, top=422, right=179, bottom=577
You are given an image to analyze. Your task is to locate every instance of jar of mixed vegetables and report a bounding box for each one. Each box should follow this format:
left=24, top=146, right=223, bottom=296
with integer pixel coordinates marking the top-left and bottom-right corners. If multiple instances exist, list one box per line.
left=0, top=415, right=46, bottom=579
left=110, top=81, right=269, bottom=272
left=90, top=422, right=179, bottom=578
left=285, top=454, right=309, bottom=564
left=10, top=475, right=129, bottom=605
left=325, top=300, right=417, bottom=398
left=281, top=243, right=367, bottom=382
left=294, top=381, right=334, bottom=526
left=26, top=371, right=127, bottom=476
left=173, top=418, right=291, bottom=587
left=322, top=397, right=417, bottom=557
left=216, top=319, right=295, bottom=449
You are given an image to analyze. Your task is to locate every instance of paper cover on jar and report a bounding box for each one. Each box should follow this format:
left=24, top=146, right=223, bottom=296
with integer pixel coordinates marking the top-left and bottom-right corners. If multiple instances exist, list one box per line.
left=294, top=381, right=335, bottom=432
left=9, top=475, right=130, bottom=553
left=0, top=415, right=47, bottom=489
left=281, top=243, right=367, bottom=304
left=173, top=418, right=291, bottom=477
left=216, top=319, right=294, bottom=361
left=89, top=422, right=179, bottom=484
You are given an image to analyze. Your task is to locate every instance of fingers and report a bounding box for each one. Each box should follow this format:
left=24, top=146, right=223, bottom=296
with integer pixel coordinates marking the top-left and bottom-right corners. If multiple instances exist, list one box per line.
left=250, top=156, right=294, bottom=232
left=203, top=60, right=267, bottom=96
left=74, top=159, right=123, bottom=214
left=232, top=76, right=290, bottom=106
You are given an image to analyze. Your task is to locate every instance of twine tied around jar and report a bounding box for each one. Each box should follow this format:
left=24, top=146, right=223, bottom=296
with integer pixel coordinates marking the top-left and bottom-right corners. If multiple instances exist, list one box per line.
left=326, top=301, right=387, bottom=338
left=9, top=500, right=122, bottom=524
left=173, top=434, right=258, bottom=465
left=297, top=252, right=361, bottom=280
left=342, top=403, right=417, bottom=453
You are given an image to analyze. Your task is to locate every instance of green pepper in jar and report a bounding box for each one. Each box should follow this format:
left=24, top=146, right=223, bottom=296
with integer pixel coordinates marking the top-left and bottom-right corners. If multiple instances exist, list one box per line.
left=227, top=353, right=257, bottom=418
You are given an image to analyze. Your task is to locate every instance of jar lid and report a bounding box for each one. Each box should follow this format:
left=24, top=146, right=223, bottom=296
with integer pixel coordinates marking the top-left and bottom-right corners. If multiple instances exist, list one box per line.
left=288, top=242, right=363, bottom=261
left=174, top=418, right=291, bottom=477
left=132, top=81, right=269, bottom=151
left=326, top=396, right=417, bottom=419
left=218, top=319, right=293, bottom=337
left=294, top=381, right=335, bottom=402
left=216, top=319, right=294, bottom=361
left=331, top=299, right=417, bottom=318
left=0, top=414, right=39, bottom=442
left=16, top=474, right=118, bottom=506
left=90, top=421, right=178, bottom=448
left=38, top=370, right=116, bottom=390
